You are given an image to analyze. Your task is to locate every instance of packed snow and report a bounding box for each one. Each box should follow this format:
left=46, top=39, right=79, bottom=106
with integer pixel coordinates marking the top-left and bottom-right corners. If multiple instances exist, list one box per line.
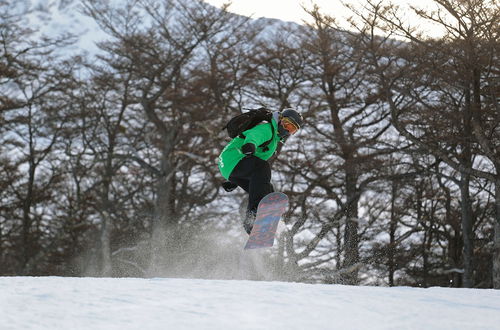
left=1, top=276, right=499, bottom=330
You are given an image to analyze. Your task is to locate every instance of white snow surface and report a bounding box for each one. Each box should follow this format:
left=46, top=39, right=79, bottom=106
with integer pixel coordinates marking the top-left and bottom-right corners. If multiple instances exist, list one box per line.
left=1, top=277, right=499, bottom=330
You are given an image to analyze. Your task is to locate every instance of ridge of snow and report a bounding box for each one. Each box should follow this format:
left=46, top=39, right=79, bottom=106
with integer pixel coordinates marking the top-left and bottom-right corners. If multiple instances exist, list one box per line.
left=1, top=276, right=500, bottom=330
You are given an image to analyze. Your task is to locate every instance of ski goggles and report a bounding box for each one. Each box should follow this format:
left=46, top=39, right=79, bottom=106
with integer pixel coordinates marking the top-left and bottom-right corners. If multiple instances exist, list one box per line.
left=281, top=116, right=300, bottom=135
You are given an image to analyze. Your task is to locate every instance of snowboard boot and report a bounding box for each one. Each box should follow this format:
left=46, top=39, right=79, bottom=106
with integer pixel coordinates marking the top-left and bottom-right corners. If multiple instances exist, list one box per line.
left=243, top=210, right=256, bottom=235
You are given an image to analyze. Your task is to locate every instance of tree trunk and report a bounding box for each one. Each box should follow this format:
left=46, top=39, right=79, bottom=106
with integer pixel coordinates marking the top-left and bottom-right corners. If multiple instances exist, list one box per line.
left=21, top=141, right=36, bottom=275
left=460, top=172, right=474, bottom=288
left=149, top=148, right=176, bottom=276
left=100, top=210, right=113, bottom=277
left=459, top=79, right=476, bottom=288
left=99, top=142, right=117, bottom=277
left=493, top=179, right=500, bottom=289
left=422, top=229, right=429, bottom=288
left=388, top=181, right=397, bottom=287
left=342, top=169, right=359, bottom=285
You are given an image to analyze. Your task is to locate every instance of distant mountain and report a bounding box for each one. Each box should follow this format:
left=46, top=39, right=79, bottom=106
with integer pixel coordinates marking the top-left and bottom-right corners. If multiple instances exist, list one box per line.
left=17, top=0, right=105, bottom=56
left=19, top=0, right=305, bottom=58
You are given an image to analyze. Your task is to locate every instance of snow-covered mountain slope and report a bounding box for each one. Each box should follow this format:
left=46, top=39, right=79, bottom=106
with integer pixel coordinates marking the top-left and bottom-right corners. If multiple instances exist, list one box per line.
left=18, top=0, right=107, bottom=55
left=1, top=276, right=499, bottom=330
left=18, top=0, right=302, bottom=58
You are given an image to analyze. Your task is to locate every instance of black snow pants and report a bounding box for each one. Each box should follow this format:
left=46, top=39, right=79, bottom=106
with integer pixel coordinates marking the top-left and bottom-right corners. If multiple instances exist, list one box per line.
left=228, top=156, right=274, bottom=215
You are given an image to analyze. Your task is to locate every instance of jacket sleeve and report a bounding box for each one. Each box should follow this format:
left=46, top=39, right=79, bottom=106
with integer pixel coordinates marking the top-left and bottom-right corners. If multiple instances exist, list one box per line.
left=242, top=123, right=273, bottom=148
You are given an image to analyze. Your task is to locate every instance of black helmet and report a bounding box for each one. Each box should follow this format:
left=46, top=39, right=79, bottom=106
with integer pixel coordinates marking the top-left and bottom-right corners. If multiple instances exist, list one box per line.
left=281, top=108, right=303, bottom=129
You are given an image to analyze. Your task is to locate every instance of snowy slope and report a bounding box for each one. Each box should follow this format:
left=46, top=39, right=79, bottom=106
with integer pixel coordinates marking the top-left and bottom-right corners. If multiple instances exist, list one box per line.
left=1, top=277, right=499, bottom=330
left=19, top=0, right=302, bottom=58
left=21, top=0, right=106, bottom=56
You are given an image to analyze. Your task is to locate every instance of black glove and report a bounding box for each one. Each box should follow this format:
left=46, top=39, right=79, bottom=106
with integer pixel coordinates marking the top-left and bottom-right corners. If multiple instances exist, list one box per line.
left=241, top=143, right=256, bottom=157
left=222, top=181, right=238, bottom=192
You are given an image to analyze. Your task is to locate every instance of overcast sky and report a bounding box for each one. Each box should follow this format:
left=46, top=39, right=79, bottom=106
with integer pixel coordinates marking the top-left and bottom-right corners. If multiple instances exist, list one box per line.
left=203, top=0, right=353, bottom=23
left=203, top=0, right=442, bottom=36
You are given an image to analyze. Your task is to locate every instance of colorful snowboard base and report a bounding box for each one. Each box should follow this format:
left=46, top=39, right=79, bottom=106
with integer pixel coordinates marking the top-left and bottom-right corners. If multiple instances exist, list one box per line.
left=244, top=192, right=289, bottom=250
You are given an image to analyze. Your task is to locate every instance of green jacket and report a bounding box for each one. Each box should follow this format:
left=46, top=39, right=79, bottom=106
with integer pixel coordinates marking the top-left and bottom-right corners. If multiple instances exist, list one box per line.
left=218, top=118, right=280, bottom=180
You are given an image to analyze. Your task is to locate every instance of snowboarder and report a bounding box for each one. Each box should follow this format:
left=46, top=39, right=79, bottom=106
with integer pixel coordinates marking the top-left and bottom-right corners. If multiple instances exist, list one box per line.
left=218, top=108, right=303, bottom=234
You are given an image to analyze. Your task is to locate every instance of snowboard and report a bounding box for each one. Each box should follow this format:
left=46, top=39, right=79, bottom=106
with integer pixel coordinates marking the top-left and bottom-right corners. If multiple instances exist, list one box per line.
left=244, top=192, right=289, bottom=250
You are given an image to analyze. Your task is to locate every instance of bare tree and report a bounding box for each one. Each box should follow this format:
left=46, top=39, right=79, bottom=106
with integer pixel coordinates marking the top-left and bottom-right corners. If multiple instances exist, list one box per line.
left=346, top=0, right=499, bottom=287
left=256, top=5, right=397, bottom=284
left=0, top=1, right=80, bottom=274
left=82, top=0, right=263, bottom=275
